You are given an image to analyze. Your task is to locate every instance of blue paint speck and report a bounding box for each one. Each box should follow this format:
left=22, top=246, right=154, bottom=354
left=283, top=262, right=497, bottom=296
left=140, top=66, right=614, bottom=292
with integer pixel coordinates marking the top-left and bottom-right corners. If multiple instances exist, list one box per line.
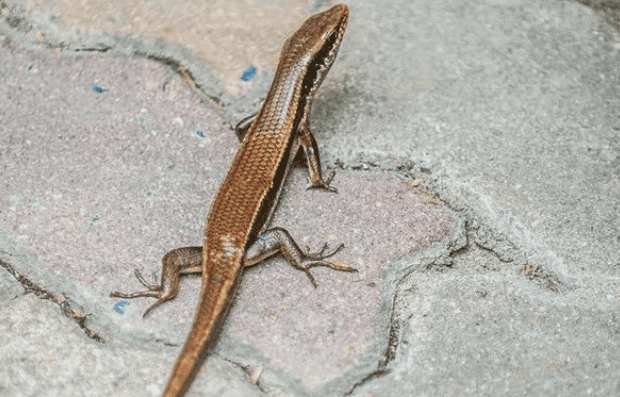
left=92, top=86, right=109, bottom=93
left=241, top=65, right=257, bottom=81
left=114, top=301, right=129, bottom=314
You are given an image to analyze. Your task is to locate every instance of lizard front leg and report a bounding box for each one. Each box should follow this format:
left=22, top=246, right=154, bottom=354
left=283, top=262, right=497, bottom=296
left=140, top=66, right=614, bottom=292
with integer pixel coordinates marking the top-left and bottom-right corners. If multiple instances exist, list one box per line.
left=243, top=227, right=356, bottom=287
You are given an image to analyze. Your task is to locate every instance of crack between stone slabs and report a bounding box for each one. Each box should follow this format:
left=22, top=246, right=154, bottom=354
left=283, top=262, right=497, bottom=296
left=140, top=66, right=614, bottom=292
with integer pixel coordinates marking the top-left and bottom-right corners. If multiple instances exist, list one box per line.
left=521, top=253, right=560, bottom=293
left=344, top=286, right=401, bottom=396
left=307, top=156, right=469, bottom=395
left=221, top=357, right=268, bottom=394
left=132, top=51, right=223, bottom=108
left=466, top=222, right=562, bottom=294
left=336, top=153, right=564, bottom=299
left=73, top=46, right=112, bottom=52
left=341, top=224, right=466, bottom=395
left=0, top=3, right=225, bottom=109
left=154, top=337, right=180, bottom=348
left=476, top=225, right=562, bottom=294
left=401, top=163, right=566, bottom=294
left=0, top=258, right=105, bottom=343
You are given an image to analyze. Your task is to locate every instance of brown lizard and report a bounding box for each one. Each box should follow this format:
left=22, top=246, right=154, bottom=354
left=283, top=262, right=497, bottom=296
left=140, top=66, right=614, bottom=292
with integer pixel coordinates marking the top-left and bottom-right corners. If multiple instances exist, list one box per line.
left=111, top=4, right=352, bottom=396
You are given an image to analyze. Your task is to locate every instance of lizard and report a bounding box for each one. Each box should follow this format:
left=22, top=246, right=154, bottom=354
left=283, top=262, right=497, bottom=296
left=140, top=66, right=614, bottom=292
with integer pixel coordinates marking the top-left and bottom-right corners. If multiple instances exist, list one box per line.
left=111, top=3, right=352, bottom=396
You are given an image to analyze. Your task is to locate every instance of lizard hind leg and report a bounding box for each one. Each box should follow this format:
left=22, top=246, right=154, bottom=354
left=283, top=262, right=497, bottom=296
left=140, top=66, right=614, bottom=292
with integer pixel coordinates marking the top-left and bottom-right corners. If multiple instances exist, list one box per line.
left=110, top=246, right=203, bottom=318
left=110, top=268, right=161, bottom=299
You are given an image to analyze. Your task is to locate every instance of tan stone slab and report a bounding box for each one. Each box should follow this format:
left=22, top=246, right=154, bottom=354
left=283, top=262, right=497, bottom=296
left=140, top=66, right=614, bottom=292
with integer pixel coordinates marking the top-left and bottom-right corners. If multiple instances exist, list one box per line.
left=25, top=0, right=313, bottom=91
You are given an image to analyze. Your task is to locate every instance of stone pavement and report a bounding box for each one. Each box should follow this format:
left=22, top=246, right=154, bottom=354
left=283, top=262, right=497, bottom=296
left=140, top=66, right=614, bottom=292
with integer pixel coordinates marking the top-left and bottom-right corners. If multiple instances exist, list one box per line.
left=1, top=0, right=619, bottom=396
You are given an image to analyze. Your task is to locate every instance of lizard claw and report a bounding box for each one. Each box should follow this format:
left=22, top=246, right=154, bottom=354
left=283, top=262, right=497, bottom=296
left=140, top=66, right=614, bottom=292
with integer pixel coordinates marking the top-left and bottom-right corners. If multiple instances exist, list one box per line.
left=306, top=171, right=338, bottom=193
left=134, top=269, right=161, bottom=291
left=109, top=268, right=162, bottom=300
left=299, top=242, right=357, bottom=287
